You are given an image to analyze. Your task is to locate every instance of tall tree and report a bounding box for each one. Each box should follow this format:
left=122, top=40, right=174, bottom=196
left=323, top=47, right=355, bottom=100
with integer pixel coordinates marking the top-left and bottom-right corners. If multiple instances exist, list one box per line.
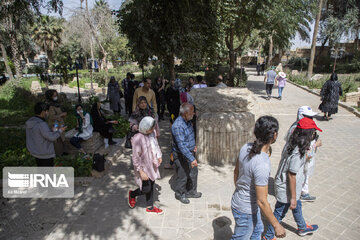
left=117, top=0, right=218, bottom=80
left=308, top=0, right=324, bottom=79
left=0, top=0, right=62, bottom=82
left=32, top=15, right=64, bottom=64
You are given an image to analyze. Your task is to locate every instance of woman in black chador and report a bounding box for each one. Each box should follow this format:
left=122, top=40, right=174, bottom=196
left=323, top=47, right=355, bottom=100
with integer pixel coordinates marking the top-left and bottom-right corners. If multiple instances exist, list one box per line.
left=318, top=73, right=342, bottom=121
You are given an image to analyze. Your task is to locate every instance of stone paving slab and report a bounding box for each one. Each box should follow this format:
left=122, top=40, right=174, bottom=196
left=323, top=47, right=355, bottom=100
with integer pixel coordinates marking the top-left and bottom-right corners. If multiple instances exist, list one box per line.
left=1, top=69, right=360, bottom=240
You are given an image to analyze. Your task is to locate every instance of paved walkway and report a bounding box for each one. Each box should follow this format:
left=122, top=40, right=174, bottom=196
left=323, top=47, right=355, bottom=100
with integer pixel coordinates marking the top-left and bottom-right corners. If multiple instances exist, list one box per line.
left=2, top=69, right=360, bottom=240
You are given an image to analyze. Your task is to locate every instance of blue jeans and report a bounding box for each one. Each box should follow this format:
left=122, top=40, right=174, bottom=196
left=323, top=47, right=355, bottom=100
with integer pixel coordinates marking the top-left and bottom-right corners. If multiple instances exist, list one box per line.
left=232, top=208, right=263, bottom=240
left=278, top=87, right=284, bottom=97
left=264, top=200, right=306, bottom=239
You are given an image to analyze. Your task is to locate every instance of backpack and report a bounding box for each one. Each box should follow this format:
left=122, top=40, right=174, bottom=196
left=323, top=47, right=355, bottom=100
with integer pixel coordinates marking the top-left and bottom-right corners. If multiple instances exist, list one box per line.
left=93, top=153, right=106, bottom=172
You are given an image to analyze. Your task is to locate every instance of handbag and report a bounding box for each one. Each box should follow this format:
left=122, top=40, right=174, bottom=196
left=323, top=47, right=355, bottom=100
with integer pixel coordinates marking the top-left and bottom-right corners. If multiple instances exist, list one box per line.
left=125, top=129, right=137, bottom=149
left=93, top=153, right=106, bottom=172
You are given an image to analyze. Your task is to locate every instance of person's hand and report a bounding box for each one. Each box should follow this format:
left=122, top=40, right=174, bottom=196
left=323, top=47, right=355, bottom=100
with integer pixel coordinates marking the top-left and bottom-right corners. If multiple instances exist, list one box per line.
left=193, top=146, right=197, bottom=153
left=113, top=120, right=118, bottom=124
left=139, top=170, right=149, bottom=181
left=274, top=223, right=286, bottom=238
left=158, top=158, right=162, bottom=165
left=316, top=139, right=322, bottom=148
left=289, top=198, right=297, bottom=210
left=61, top=112, right=67, bottom=117
left=59, top=126, right=67, bottom=132
left=191, top=160, right=198, bottom=168
left=133, top=125, right=139, bottom=131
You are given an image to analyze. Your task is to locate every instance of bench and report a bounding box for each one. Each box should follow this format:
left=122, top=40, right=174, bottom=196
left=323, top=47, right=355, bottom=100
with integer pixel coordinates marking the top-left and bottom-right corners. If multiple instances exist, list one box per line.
left=64, top=129, right=104, bottom=154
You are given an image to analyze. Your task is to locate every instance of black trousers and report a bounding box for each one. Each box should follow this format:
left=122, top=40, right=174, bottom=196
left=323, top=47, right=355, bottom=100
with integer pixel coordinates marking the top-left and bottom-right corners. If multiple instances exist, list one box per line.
left=36, top=158, right=54, bottom=166
left=266, top=84, right=274, bottom=97
left=131, top=180, right=155, bottom=207
left=173, top=152, right=198, bottom=196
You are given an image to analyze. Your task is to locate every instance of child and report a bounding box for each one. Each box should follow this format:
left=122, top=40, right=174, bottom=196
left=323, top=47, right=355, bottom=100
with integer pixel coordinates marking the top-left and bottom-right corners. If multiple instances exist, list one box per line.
left=128, top=116, right=163, bottom=214
left=263, top=117, right=321, bottom=239
left=275, top=72, right=287, bottom=100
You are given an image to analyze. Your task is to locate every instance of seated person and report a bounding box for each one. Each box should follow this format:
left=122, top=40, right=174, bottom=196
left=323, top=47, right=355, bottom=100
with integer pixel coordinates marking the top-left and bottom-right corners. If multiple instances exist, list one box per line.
left=91, top=102, right=118, bottom=149
left=129, top=96, right=160, bottom=137
left=70, top=104, right=93, bottom=154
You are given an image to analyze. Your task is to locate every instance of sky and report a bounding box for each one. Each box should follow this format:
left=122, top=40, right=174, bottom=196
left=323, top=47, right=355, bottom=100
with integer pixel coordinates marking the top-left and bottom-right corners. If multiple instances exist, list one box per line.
left=50, top=0, right=317, bottom=50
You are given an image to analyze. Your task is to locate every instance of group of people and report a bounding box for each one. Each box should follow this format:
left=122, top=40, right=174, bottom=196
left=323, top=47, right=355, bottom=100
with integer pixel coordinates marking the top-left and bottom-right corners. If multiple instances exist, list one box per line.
left=24, top=69, right=343, bottom=238
left=26, top=89, right=121, bottom=166
left=231, top=106, right=322, bottom=239
left=263, top=66, right=288, bottom=100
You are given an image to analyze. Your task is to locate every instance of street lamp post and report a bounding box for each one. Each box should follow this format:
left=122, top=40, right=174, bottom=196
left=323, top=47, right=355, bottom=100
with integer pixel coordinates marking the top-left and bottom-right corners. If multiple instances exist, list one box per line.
left=330, top=46, right=345, bottom=73
left=75, top=58, right=81, bottom=103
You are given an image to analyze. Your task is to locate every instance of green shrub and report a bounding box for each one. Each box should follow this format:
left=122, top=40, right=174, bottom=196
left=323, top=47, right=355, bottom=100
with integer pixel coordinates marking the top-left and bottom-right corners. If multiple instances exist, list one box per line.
left=0, top=128, right=26, bottom=154
left=0, top=148, right=37, bottom=178
left=108, top=115, right=130, bottom=138
left=54, top=153, right=93, bottom=177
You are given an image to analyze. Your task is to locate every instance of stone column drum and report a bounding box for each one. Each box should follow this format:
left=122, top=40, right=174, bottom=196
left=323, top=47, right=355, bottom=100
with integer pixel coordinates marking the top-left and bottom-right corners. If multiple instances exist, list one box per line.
left=191, top=88, right=255, bottom=166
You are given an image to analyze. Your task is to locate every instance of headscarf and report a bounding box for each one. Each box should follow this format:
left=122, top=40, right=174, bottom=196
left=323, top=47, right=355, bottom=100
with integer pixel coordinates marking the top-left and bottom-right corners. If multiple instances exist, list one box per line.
left=75, top=104, right=93, bottom=133
left=131, top=96, right=155, bottom=123
left=90, top=102, right=104, bottom=120
left=139, top=116, right=156, bottom=134
left=330, top=73, right=338, bottom=81
left=45, top=89, right=60, bottom=108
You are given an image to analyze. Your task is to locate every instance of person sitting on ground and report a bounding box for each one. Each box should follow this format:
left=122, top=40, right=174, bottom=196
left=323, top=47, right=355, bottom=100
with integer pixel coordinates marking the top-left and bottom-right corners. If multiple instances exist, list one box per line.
left=91, top=102, right=118, bottom=149
left=231, top=116, right=285, bottom=239
left=26, top=102, right=66, bottom=166
left=70, top=104, right=93, bottom=154
left=132, top=77, right=157, bottom=113
left=216, top=75, right=227, bottom=88
left=263, top=117, right=321, bottom=239
left=45, top=89, right=67, bottom=156
left=128, top=116, right=163, bottom=214
left=192, top=75, right=207, bottom=89
left=129, top=96, right=160, bottom=137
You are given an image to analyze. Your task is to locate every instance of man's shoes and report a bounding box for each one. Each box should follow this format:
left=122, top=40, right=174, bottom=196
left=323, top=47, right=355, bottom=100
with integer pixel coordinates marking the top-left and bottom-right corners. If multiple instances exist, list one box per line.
left=298, top=224, right=319, bottom=236
left=146, top=206, right=164, bottom=215
left=128, top=190, right=136, bottom=208
left=300, top=194, right=316, bottom=202
left=278, top=96, right=282, bottom=100
left=185, top=191, right=202, bottom=198
left=175, top=193, right=190, bottom=204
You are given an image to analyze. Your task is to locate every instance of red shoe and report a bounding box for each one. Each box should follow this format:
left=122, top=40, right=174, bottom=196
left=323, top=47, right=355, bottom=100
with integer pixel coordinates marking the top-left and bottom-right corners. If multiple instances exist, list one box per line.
left=146, top=206, right=164, bottom=215
left=128, top=190, right=136, bottom=209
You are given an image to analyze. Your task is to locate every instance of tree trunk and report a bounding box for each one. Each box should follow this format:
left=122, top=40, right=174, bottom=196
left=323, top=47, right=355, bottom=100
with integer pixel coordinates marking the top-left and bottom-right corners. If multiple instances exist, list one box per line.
left=166, top=55, right=175, bottom=81
left=0, top=41, right=15, bottom=81
left=268, top=35, right=273, bottom=68
left=307, top=0, right=323, bottom=80
left=227, top=29, right=235, bottom=86
left=9, top=31, right=22, bottom=82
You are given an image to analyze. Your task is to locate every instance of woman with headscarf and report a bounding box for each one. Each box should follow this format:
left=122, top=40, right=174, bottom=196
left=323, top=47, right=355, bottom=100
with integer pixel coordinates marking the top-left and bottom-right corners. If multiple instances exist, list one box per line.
left=107, top=76, right=122, bottom=114
left=45, top=89, right=67, bottom=156
left=166, top=78, right=180, bottom=124
left=128, top=116, right=163, bottom=214
left=318, top=73, right=343, bottom=121
left=70, top=104, right=93, bottom=154
left=91, top=102, right=118, bottom=149
left=129, top=96, right=160, bottom=137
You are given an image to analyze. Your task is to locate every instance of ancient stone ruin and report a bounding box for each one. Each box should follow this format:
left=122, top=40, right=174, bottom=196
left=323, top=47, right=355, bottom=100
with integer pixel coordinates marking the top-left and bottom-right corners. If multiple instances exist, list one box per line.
left=191, top=87, right=256, bottom=166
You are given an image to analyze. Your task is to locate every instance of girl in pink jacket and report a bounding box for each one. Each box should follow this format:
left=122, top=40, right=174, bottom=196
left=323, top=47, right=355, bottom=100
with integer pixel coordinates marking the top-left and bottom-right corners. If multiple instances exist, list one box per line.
left=128, top=116, right=163, bottom=214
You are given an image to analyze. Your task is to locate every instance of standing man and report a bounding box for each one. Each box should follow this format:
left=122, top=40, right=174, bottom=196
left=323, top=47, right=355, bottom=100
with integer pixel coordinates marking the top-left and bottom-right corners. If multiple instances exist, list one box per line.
left=122, top=72, right=131, bottom=115
left=172, top=103, right=201, bottom=204
left=26, top=102, right=66, bottom=166
left=264, top=66, right=277, bottom=100
left=132, top=77, right=157, bottom=113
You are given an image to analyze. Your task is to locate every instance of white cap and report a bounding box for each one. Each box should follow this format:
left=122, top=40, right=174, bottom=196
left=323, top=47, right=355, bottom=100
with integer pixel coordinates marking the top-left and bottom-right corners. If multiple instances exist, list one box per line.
left=298, top=106, right=318, bottom=117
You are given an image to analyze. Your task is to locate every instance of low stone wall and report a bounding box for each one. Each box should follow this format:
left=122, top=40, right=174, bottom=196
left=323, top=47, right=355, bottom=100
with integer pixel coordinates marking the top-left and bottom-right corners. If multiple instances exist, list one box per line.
left=345, top=92, right=360, bottom=103
left=64, top=129, right=104, bottom=154
left=191, top=87, right=255, bottom=166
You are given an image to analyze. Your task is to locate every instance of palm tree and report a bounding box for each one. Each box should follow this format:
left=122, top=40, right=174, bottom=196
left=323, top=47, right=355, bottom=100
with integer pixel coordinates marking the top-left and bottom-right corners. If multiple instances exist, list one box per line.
left=32, top=15, right=63, bottom=64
